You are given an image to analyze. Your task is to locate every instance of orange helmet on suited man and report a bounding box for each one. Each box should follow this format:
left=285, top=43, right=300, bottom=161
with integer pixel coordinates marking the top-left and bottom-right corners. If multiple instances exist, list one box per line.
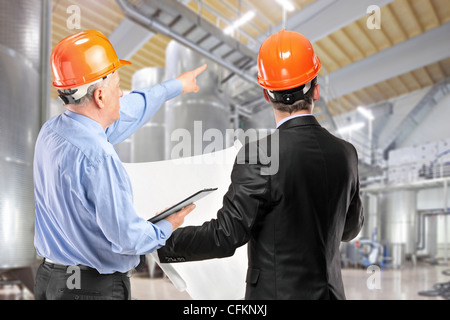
left=257, top=29, right=321, bottom=105
left=51, top=30, right=131, bottom=105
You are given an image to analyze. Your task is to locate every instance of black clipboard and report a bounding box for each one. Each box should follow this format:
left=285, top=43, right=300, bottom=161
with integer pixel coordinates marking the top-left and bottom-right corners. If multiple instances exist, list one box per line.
left=148, top=188, right=218, bottom=224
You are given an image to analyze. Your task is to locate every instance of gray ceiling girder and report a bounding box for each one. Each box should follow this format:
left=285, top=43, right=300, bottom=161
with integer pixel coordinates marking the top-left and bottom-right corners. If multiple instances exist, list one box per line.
left=255, top=0, right=394, bottom=45
left=327, top=22, right=450, bottom=100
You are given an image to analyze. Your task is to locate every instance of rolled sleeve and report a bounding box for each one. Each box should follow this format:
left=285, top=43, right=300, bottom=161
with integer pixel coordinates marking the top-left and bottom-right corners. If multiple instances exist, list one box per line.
left=155, top=220, right=173, bottom=239
left=106, top=79, right=183, bottom=145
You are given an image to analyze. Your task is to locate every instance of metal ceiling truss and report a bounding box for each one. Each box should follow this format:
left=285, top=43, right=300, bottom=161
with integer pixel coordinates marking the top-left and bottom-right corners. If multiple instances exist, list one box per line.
left=116, top=0, right=258, bottom=85
left=380, top=76, right=450, bottom=157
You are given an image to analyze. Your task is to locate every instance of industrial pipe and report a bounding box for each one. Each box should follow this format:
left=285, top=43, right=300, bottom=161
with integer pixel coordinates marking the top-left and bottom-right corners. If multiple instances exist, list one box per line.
left=416, top=210, right=450, bottom=252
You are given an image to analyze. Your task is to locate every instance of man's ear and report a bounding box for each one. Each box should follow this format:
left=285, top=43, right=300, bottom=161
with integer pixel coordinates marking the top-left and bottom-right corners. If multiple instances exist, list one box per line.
left=313, top=84, right=320, bottom=102
left=93, top=87, right=106, bottom=109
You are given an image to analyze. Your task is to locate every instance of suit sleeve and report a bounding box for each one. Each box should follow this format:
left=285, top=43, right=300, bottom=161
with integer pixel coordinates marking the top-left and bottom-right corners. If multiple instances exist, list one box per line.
left=341, top=146, right=364, bottom=242
left=157, top=144, right=270, bottom=263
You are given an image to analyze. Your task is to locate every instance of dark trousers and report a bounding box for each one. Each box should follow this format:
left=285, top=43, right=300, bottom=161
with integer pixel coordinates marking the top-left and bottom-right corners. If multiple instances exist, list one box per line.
left=34, top=261, right=131, bottom=300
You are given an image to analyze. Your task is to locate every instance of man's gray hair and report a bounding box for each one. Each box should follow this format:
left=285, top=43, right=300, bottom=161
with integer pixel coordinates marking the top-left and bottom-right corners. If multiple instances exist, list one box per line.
left=77, top=80, right=108, bottom=106
left=58, top=74, right=112, bottom=106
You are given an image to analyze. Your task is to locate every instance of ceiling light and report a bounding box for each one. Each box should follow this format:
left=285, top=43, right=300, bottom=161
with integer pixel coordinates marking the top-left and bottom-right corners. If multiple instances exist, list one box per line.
left=357, top=106, right=374, bottom=121
left=224, top=11, right=255, bottom=35
left=275, top=0, right=295, bottom=12
left=337, top=122, right=366, bottom=134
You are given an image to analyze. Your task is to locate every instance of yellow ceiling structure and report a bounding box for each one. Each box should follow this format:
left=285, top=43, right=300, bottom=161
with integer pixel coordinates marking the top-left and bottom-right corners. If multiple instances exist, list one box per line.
left=50, top=0, right=450, bottom=116
left=321, top=0, right=450, bottom=114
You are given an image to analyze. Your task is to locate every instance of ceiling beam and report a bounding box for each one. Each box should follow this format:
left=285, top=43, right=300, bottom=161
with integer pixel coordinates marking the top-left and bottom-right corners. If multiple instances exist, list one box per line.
left=327, top=22, right=450, bottom=100
left=292, top=0, right=394, bottom=42
left=108, top=17, right=155, bottom=60
left=255, top=0, right=394, bottom=45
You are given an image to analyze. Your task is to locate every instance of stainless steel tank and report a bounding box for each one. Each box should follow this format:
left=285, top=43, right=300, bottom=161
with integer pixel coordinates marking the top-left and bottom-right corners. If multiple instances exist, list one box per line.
left=360, top=192, right=378, bottom=240
left=164, top=41, right=231, bottom=160
left=379, top=190, right=417, bottom=266
left=0, top=0, right=43, bottom=269
left=131, top=67, right=166, bottom=162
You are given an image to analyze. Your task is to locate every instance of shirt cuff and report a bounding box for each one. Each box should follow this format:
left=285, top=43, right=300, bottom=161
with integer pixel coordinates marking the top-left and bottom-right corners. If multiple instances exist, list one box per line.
left=155, top=219, right=173, bottom=239
left=161, top=78, right=183, bottom=100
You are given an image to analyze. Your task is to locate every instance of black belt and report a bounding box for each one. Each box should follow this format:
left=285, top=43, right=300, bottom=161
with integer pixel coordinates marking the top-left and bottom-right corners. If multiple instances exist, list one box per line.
left=43, top=258, right=135, bottom=277
left=43, top=258, right=100, bottom=272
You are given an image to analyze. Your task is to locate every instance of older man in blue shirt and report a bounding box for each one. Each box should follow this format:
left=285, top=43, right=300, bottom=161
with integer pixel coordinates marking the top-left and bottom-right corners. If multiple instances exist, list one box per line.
left=33, top=30, right=205, bottom=300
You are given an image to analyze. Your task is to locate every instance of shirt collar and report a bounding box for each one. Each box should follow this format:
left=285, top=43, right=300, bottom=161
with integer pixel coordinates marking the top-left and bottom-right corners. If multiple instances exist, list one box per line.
left=276, top=113, right=313, bottom=128
left=64, top=110, right=107, bottom=138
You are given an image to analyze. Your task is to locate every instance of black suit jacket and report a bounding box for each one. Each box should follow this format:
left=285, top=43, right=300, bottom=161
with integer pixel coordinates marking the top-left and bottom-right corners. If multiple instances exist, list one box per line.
left=158, top=115, right=364, bottom=300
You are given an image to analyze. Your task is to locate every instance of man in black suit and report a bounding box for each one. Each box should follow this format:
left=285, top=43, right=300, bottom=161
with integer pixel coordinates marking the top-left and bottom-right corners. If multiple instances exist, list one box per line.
left=157, top=30, right=364, bottom=300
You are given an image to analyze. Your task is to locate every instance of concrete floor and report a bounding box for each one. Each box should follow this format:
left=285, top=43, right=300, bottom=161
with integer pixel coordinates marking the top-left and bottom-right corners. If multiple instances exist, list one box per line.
left=129, top=262, right=450, bottom=300
left=1, top=262, right=448, bottom=300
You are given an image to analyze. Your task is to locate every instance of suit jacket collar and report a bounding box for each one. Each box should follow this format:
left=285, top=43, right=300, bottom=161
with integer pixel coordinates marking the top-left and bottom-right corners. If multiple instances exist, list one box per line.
left=277, top=115, right=321, bottom=130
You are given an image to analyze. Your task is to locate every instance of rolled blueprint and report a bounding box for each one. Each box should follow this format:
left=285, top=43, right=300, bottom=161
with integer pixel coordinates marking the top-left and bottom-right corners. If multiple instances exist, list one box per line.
left=123, top=142, right=247, bottom=300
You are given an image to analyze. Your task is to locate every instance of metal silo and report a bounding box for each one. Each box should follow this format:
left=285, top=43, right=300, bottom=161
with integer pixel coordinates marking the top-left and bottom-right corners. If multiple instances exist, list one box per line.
left=132, top=67, right=166, bottom=162
left=379, top=190, right=417, bottom=267
left=164, top=41, right=231, bottom=160
left=0, top=0, right=45, bottom=269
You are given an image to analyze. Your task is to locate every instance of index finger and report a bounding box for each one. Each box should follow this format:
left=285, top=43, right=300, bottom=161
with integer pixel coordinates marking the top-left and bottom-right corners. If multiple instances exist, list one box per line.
left=193, top=64, right=207, bottom=77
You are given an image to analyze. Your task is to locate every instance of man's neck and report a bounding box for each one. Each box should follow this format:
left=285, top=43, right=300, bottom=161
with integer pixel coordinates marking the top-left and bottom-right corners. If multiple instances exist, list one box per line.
left=66, top=104, right=107, bottom=130
left=274, top=109, right=311, bottom=126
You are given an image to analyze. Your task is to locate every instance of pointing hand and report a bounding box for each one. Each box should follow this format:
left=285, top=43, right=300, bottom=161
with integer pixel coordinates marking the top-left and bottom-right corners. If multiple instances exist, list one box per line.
left=176, top=64, right=207, bottom=94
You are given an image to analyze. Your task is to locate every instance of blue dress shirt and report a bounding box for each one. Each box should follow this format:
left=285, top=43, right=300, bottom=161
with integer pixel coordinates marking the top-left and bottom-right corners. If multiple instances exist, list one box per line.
left=33, top=79, right=182, bottom=274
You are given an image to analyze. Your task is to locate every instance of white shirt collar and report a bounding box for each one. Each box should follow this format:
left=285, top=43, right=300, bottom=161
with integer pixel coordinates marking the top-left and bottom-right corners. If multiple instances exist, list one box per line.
left=276, top=113, right=313, bottom=128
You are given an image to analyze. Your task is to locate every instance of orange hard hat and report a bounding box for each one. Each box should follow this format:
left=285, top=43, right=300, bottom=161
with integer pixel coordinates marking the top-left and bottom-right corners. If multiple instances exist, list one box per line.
left=51, top=30, right=131, bottom=89
left=257, top=29, right=321, bottom=91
